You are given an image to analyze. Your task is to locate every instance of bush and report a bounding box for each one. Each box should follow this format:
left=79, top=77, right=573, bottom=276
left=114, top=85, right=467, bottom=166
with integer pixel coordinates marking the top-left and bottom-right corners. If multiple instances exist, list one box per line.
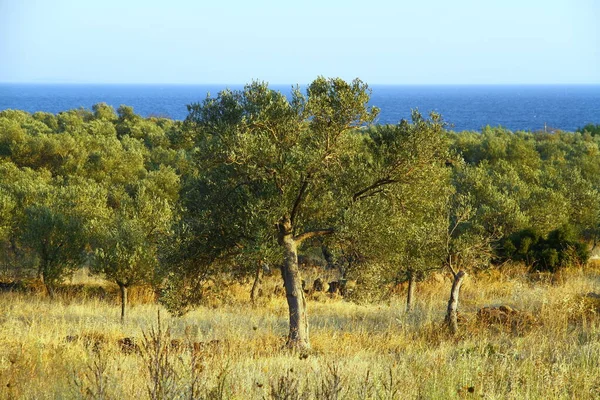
left=500, top=225, right=589, bottom=272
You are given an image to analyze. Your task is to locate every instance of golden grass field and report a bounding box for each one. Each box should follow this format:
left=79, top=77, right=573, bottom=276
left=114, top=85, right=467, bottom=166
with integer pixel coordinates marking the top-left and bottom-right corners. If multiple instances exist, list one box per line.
left=1, top=261, right=600, bottom=399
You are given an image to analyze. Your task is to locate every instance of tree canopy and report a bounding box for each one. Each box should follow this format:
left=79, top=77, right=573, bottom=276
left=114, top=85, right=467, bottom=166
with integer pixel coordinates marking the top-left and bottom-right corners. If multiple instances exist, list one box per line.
left=0, top=82, right=597, bottom=335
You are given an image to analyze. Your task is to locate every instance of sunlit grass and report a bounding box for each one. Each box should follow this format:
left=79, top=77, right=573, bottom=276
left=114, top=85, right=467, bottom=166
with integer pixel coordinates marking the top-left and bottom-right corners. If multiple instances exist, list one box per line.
left=1, top=264, right=600, bottom=399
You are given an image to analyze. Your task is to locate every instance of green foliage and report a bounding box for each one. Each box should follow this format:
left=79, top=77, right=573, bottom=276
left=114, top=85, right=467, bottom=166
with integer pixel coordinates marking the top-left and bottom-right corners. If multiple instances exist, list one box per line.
left=168, top=77, right=402, bottom=314
left=181, top=79, right=376, bottom=263
left=450, top=128, right=600, bottom=248
left=0, top=104, right=181, bottom=291
left=544, top=225, right=589, bottom=268
left=0, top=186, right=16, bottom=241
left=1, top=82, right=599, bottom=311
left=19, top=197, right=88, bottom=291
left=577, top=123, right=600, bottom=137
left=340, top=111, right=451, bottom=293
left=441, top=186, right=499, bottom=273
left=501, top=225, right=589, bottom=272
left=92, top=172, right=178, bottom=288
left=92, top=103, right=117, bottom=121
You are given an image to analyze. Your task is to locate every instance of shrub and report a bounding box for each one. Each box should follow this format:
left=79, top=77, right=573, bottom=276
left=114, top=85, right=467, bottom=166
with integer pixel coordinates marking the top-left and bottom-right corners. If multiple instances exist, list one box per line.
left=500, top=225, right=589, bottom=272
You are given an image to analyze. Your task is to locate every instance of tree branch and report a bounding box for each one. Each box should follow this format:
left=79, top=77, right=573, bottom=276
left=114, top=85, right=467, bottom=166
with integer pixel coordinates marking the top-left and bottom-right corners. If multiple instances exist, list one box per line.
left=352, top=177, right=397, bottom=202
left=290, top=175, right=310, bottom=225
left=354, top=188, right=386, bottom=202
left=447, top=254, right=458, bottom=278
left=294, top=228, right=334, bottom=243
left=248, top=121, right=279, bottom=142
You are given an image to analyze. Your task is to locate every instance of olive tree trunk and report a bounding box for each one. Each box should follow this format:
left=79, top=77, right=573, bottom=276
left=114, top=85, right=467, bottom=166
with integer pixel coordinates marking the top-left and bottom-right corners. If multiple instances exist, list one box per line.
left=279, top=231, right=310, bottom=349
left=118, top=282, right=128, bottom=323
left=250, top=262, right=263, bottom=304
left=277, top=216, right=333, bottom=351
left=444, top=270, right=466, bottom=334
left=406, top=272, right=416, bottom=313
left=40, top=264, right=55, bottom=299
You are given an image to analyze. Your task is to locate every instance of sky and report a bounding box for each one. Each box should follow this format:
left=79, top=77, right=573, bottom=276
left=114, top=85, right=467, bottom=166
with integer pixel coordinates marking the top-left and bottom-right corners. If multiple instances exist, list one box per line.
left=0, top=0, right=598, bottom=85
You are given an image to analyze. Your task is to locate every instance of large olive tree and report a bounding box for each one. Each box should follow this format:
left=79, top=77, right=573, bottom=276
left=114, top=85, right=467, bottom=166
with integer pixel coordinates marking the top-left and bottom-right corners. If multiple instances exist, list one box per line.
left=182, top=78, right=448, bottom=350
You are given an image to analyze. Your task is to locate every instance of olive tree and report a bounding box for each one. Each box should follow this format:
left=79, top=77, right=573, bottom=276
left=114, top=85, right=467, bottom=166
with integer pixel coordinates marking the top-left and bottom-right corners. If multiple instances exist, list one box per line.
left=182, top=78, right=378, bottom=349
left=442, top=167, right=501, bottom=334
left=17, top=178, right=105, bottom=297
left=336, top=116, right=451, bottom=311
left=92, top=168, right=179, bottom=321
left=181, top=78, right=450, bottom=350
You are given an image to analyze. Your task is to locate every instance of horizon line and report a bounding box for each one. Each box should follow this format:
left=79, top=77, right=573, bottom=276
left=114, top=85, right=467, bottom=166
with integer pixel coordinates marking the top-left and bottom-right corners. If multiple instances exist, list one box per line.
left=2, top=81, right=600, bottom=86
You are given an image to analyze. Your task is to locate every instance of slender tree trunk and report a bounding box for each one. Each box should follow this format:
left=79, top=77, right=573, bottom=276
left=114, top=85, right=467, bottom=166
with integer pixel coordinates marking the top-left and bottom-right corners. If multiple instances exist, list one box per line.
left=41, top=266, right=55, bottom=300
left=44, top=281, right=55, bottom=299
left=445, top=270, right=466, bottom=334
left=250, top=262, right=263, bottom=304
left=281, top=237, right=309, bottom=349
left=118, top=282, right=128, bottom=323
left=278, top=217, right=310, bottom=350
left=406, top=272, right=416, bottom=313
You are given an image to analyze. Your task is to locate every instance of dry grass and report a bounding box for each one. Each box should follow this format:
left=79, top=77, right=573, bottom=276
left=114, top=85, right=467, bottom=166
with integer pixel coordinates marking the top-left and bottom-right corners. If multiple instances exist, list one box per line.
left=1, top=264, right=600, bottom=399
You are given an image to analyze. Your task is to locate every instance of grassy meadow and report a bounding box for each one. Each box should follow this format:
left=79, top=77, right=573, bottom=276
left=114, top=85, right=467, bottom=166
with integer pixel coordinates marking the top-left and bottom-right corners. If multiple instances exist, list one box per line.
left=1, top=261, right=600, bottom=399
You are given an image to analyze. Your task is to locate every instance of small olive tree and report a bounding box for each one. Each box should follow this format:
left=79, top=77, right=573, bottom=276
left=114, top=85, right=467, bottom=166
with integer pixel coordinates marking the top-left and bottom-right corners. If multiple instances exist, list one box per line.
left=93, top=170, right=178, bottom=321
left=17, top=178, right=105, bottom=297
left=335, top=114, right=451, bottom=311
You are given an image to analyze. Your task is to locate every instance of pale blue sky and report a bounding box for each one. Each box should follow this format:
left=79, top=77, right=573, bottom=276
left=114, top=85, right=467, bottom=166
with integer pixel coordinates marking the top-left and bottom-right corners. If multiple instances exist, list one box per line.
left=1, top=0, right=598, bottom=84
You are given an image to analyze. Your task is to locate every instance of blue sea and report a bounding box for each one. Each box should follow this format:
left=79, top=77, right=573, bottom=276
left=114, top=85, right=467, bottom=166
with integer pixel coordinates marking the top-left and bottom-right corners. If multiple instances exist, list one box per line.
left=0, top=84, right=598, bottom=132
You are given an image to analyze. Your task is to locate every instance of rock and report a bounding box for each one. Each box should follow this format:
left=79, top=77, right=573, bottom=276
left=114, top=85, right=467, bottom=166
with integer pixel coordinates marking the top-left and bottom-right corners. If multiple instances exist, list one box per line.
left=0, top=281, right=20, bottom=292
left=313, top=278, right=325, bottom=292
left=328, top=281, right=339, bottom=294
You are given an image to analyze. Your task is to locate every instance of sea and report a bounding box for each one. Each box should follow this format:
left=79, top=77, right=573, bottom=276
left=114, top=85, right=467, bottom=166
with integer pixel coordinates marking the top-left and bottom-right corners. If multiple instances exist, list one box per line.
left=0, top=84, right=598, bottom=132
